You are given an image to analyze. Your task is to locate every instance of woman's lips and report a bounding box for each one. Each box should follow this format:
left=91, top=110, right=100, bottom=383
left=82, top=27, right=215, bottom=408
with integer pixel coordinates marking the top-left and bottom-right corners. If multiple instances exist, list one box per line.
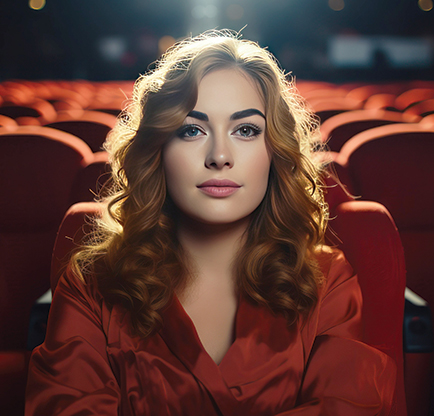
left=197, top=179, right=241, bottom=197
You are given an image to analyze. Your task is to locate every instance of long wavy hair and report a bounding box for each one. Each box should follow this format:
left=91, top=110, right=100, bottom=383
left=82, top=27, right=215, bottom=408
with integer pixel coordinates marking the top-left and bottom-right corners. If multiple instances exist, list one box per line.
left=70, top=30, right=328, bottom=338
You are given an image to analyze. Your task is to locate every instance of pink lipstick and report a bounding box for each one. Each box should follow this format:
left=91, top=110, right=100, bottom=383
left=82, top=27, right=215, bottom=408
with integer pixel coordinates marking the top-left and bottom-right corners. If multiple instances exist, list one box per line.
left=197, top=179, right=241, bottom=197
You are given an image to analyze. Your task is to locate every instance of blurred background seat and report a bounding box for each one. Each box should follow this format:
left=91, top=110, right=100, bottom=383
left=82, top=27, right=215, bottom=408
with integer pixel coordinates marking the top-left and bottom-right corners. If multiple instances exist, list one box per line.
left=320, top=109, right=421, bottom=151
left=0, top=126, right=94, bottom=352
left=44, top=110, right=117, bottom=152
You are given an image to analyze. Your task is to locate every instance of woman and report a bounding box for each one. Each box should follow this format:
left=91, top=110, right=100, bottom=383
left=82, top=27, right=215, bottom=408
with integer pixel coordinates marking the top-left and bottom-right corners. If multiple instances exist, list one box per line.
left=26, top=30, right=396, bottom=415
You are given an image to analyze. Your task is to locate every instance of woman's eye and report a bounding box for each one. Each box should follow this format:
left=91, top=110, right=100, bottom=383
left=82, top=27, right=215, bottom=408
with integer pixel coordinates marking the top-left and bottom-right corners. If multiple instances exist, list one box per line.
left=235, top=124, right=262, bottom=138
left=177, top=125, right=203, bottom=139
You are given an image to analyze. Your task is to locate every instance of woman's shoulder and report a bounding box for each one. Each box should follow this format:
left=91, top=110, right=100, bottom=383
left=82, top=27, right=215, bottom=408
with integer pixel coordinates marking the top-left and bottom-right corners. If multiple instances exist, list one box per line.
left=55, top=266, right=105, bottom=317
left=307, top=245, right=363, bottom=340
left=313, top=245, right=356, bottom=296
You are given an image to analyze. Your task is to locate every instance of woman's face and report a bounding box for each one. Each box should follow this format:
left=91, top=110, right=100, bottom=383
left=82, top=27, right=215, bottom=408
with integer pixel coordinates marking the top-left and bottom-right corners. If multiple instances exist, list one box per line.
left=163, top=68, right=271, bottom=226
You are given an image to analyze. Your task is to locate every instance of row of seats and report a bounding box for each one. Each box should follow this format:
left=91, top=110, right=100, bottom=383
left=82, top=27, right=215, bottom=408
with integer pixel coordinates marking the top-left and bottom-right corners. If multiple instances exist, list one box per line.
left=320, top=119, right=434, bottom=416
left=0, top=110, right=117, bottom=153
left=321, top=120, right=434, bottom=325
left=1, top=78, right=433, bottom=416
left=0, top=79, right=133, bottom=115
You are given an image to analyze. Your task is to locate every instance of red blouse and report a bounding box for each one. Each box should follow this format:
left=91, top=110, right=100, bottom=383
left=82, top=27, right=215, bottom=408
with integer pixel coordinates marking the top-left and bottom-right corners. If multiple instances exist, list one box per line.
left=25, top=248, right=396, bottom=415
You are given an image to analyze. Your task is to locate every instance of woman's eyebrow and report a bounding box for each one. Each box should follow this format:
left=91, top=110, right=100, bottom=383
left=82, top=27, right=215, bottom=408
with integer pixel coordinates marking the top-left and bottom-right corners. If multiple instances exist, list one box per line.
left=230, top=108, right=265, bottom=120
left=187, top=108, right=265, bottom=122
left=187, top=110, right=209, bottom=121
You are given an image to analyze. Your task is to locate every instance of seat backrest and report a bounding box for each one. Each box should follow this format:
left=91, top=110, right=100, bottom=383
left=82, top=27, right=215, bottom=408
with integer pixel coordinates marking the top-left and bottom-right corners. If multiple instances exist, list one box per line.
left=45, top=110, right=117, bottom=152
left=0, top=114, right=18, bottom=128
left=307, top=96, right=363, bottom=124
left=336, top=123, right=434, bottom=232
left=70, top=151, right=111, bottom=204
left=363, top=93, right=397, bottom=111
left=0, top=126, right=94, bottom=349
left=404, top=98, right=434, bottom=117
left=50, top=202, right=103, bottom=293
left=320, top=109, right=420, bottom=151
left=335, top=123, right=434, bottom=362
left=395, top=88, right=434, bottom=111
left=327, top=198, right=407, bottom=416
left=0, top=99, right=56, bottom=123
left=325, top=173, right=406, bottom=415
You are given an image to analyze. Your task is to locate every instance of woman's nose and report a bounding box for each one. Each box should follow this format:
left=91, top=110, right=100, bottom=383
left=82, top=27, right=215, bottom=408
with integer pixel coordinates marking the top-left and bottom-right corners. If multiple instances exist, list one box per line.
left=204, top=135, right=234, bottom=169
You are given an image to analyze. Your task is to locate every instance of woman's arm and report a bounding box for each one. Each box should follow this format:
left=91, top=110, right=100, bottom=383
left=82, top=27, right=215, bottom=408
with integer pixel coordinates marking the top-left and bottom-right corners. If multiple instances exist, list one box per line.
left=25, top=273, right=120, bottom=416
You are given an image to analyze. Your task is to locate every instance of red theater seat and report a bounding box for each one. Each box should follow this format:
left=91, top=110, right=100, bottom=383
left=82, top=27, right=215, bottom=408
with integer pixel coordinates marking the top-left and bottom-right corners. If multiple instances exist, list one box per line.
left=50, top=202, right=103, bottom=292
left=0, top=114, right=18, bottom=129
left=363, top=93, right=397, bottom=111
left=326, top=195, right=406, bottom=415
left=0, top=125, right=94, bottom=351
left=320, top=109, right=420, bottom=151
left=45, top=110, right=117, bottom=152
left=395, top=88, right=434, bottom=111
left=335, top=122, right=434, bottom=415
left=71, top=151, right=111, bottom=203
left=0, top=99, right=57, bottom=124
left=347, top=83, right=406, bottom=102
left=307, top=96, right=363, bottom=124
left=404, top=98, right=434, bottom=117
left=0, top=350, right=32, bottom=416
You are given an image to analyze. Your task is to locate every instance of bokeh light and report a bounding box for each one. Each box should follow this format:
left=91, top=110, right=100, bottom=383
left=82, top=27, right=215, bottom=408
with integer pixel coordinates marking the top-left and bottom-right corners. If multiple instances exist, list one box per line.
left=418, top=0, right=433, bottom=11
left=226, top=4, right=244, bottom=20
left=191, top=5, right=218, bottom=19
left=29, top=0, right=46, bottom=11
left=328, top=0, right=345, bottom=12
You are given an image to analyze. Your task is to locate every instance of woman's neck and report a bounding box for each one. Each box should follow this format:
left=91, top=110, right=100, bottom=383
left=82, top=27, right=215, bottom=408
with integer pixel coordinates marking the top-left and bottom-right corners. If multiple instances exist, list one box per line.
left=176, top=214, right=250, bottom=289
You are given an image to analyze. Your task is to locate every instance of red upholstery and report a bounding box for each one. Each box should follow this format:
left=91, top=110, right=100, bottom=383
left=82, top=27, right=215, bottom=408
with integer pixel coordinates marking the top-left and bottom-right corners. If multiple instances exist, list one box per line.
left=44, top=110, right=117, bottom=152
left=395, top=88, right=434, bottom=111
left=363, top=93, right=397, bottom=110
left=347, top=84, right=406, bottom=102
left=320, top=109, right=421, bottom=151
left=71, top=151, right=111, bottom=203
left=36, top=83, right=90, bottom=109
left=335, top=123, right=434, bottom=415
left=86, top=96, right=125, bottom=116
left=0, top=126, right=94, bottom=350
left=0, top=350, right=31, bottom=416
left=307, top=96, right=363, bottom=124
left=50, top=202, right=103, bottom=292
left=420, top=113, right=434, bottom=128
left=0, top=99, right=56, bottom=124
left=0, top=114, right=18, bottom=128
left=329, top=199, right=406, bottom=416
left=302, top=87, right=349, bottom=101
left=295, top=81, right=335, bottom=95
left=404, top=98, right=434, bottom=117
left=336, top=123, right=434, bottom=236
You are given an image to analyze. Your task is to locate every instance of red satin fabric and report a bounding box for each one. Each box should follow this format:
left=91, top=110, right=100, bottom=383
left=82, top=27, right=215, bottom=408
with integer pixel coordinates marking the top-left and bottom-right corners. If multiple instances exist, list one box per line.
left=25, top=248, right=396, bottom=415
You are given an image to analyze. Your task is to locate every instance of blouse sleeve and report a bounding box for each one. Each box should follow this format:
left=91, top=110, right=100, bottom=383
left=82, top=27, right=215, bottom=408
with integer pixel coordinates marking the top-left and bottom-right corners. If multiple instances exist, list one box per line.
left=277, top=249, right=397, bottom=416
left=25, top=273, right=120, bottom=416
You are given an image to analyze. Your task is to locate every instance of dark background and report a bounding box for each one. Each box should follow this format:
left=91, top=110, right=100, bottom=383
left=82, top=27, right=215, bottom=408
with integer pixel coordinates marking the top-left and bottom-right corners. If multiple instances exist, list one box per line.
left=0, top=0, right=433, bottom=83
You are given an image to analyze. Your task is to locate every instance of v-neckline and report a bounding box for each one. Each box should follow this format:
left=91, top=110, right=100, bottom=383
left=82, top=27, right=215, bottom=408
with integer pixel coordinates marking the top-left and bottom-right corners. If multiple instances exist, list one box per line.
left=158, top=291, right=305, bottom=415
left=163, top=293, right=241, bottom=368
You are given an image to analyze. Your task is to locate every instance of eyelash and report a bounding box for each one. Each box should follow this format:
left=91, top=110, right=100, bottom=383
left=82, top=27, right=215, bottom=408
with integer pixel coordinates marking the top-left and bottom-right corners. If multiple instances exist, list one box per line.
left=233, top=123, right=263, bottom=139
left=176, top=122, right=263, bottom=140
left=176, top=124, right=204, bottom=139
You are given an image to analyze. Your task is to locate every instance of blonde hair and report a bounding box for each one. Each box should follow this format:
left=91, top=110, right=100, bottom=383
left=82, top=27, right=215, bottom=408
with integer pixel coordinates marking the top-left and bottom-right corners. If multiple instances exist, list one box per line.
left=70, top=30, right=327, bottom=337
